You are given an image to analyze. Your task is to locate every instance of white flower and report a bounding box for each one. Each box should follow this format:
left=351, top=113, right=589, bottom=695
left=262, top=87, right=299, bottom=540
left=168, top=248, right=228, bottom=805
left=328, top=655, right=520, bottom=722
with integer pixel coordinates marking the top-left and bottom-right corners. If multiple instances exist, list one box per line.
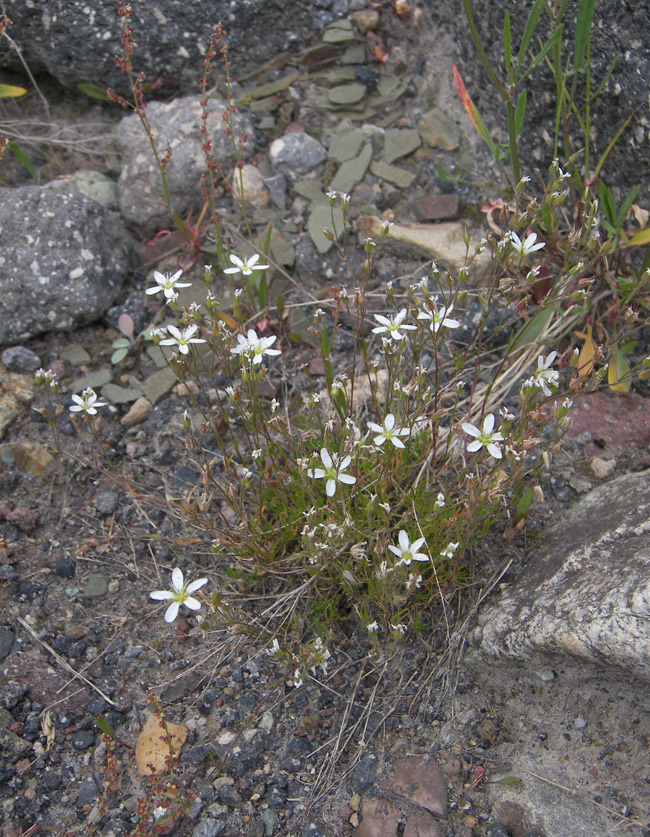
left=418, top=303, right=461, bottom=333
left=230, top=328, right=281, bottom=365
left=145, top=269, right=191, bottom=299
left=307, top=448, right=356, bottom=497
left=152, top=806, right=167, bottom=821
left=392, top=622, right=407, bottom=636
left=310, top=638, right=331, bottom=674
left=372, top=309, right=416, bottom=342
left=159, top=324, right=206, bottom=355
left=150, top=568, right=208, bottom=623
left=508, top=231, right=545, bottom=256
left=461, top=414, right=504, bottom=459
left=69, top=388, right=106, bottom=415
left=367, top=621, right=379, bottom=633
left=407, top=572, right=422, bottom=589
left=441, top=541, right=459, bottom=559
left=388, top=530, right=429, bottom=566
left=435, top=492, right=446, bottom=508
left=267, top=638, right=281, bottom=656
left=379, top=502, right=391, bottom=513
left=527, top=351, right=559, bottom=397
left=223, top=253, right=270, bottom=276
left=367, top=413, right=411, bottom=449
left=292, top=669, right=303, bottom=688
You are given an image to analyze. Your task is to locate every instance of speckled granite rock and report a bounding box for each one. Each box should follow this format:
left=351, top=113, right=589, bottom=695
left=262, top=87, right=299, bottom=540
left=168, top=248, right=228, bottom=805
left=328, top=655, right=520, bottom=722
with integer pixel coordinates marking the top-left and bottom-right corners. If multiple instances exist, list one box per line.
left=0, top=185, right=131, bottom=344
left=470, top=469, right=650, bottom=680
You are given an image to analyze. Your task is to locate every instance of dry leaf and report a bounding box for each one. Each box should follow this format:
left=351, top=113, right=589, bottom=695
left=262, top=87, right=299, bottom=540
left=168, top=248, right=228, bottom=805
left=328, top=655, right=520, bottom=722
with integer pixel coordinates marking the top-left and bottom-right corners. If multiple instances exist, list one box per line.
left=135, top=714, right=188, bottom=776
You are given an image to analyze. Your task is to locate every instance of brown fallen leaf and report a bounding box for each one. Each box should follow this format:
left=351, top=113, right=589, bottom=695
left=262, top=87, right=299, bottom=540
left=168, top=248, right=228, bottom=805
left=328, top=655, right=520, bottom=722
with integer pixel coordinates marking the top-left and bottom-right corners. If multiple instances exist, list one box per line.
left=135, top=714, right=188, bottom=776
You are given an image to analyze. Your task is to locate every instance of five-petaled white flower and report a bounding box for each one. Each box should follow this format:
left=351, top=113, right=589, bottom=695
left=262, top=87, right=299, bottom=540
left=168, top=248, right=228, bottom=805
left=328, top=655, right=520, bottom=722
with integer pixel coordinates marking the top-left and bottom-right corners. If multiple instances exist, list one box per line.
left=307, top=448, right=356, bottom=497
left=223, top=253, right=270, bottom=277
left=150, top=567, right=208, bottom=623
left=70, top=388, right=106, bottom=415
left=230, top=328, right=281, bottom=365
left=526, top=351, right=559, bottom=397
left=372, top=309, right=416, bottom=342
left=159, top=324, right=206, bottom=355
left=461, top=413, right=504, bottom=459
left=388, top=530, right=429, bottom=566
left=145, top=269, right=191, bottom=299
left=418, top=303, right=461, bottom=333
left=367, top=413, right=410, bottom=449
left=508, top=231, right=546, bottom=256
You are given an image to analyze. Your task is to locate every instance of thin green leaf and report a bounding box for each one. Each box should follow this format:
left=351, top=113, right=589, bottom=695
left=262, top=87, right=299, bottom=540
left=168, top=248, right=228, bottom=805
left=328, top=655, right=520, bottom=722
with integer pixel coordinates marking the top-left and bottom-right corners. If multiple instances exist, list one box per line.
left=524, top=27, right=564, bottom=77
left=514, top=89, right=527, bottom=139
left=592, top=55, right=620, bottom=97
left=498, top=777, right=523, bottom=787
left=437, top=157, right=462, bottom=183
left=516, top=0, right=545, bottom=70
left=0, top=83, right=27, bottom=98
left=321, top=327, right=331, bottom=358
left=511, top=307, right=556, bottom=351
left=276, top=293, right=285, bottom=320
left=616, top=184, right=641, bottom=230
left=504, top=13, right=512, bottom=71
left=9, top=143, right=37, bottom=180
left=171, top=212, right=190, bottom=237
left=78, top=83, right=110, bottom=101
left=624, top=227, right=650, bottom=248
left=573, top=0, right=595, bottom=74
left=514, top=487, right=534, bottom=523
left=598, top=183, right=616, bottom=225
left=324, top=358, right=334, bottom=391
left=96, top=713, right=116, bottom=739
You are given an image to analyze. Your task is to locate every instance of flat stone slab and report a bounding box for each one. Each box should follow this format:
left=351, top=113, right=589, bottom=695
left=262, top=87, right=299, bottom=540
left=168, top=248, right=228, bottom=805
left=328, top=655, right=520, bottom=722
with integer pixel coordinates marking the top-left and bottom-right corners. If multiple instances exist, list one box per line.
left=380, top=757, right=447, bottom=819
left=470, top=468, right=650, bottom=680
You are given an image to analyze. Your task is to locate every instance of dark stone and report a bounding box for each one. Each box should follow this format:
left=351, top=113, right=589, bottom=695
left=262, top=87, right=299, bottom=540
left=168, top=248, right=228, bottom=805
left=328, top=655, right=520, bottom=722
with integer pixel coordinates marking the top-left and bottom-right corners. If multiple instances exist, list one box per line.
left=76, top=775, right=98, bottom=808
left=105, top=290, right=148, bottom=337
left=43, top=770, right=62, bottom=790
left=352, top=753, right=378, bottom=792
left=1, top=345, right=41, bottom=373
left=71, top=730, right=95, bottom=750
left=356, top=66, right=378, bottom=88
left=267, top=786, right=287, bottom=807
left=217, top=783, right=242, bottom=806
left=0, top=628, right=15, bottom=662
left=183, top=745, right=209, bottom=766
left=51, top=636, right=75, bottom=656
left=191, top=820, right=226, bottom=837
left=16, top=582, right=46, bottom=602
left=53, top=556, right=76, bottom=579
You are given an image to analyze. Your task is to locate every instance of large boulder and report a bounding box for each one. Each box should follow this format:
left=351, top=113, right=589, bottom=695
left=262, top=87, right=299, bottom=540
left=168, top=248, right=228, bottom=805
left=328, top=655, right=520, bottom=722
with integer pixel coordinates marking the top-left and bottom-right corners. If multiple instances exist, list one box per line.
left=0, top=1, right=322, bottom=96
left=0, top=185, right=131, bottom=344
left=116, top=95, right=255, bottom=232
left=470, top=469, right=650, bottom=681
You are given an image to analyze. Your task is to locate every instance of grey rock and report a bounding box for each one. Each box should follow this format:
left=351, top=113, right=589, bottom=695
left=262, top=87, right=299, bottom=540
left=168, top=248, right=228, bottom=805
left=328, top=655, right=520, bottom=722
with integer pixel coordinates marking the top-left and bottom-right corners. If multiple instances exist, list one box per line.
left=71, top=730, right=95, bottom=750
left=83, top=574, right=110, bottom=598
left=471, top=469, right=650, bottom=680
left=384, top=128, right=421, bottom=164
left=269, top=132, right=327, bottom=178
left=191, top=819, right=225, bottom=837
left=0, top=628, right=14, bottom=662
left=329, top=142, right=373, bottom=193
left=2, top=681, right=27, bottom=710
left=72, top=171, right=119, bottom=210
left=1, top=2, right=316, bottom=97
left=0, top=186, right=131, bottom=345
left=76, top=775, right=98, bottom=807
left=117, top=95, right=254, bottom=232
left=263, top=173, right=287, bottom=209
left=94, top=489, right=118, bottom=516
left=1, top=346, right=42, bottom=373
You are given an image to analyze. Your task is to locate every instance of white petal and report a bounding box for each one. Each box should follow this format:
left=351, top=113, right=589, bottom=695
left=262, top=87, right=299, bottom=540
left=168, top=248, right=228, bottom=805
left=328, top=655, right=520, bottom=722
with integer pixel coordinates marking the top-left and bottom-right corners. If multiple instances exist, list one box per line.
left=145, top=286, right=162, bottom=295
left=411, top=537, right=426, bottom=553
left=398, top=530, right=410, bottom=552
left=461, top=422, right=480, bottom=438
left=325, top=479, right=336, bottom=497
left=184, top=597, right=202, bottom=611
left=171, top=568, right=184, bottom=591
left=320, top=449, right=333, bottom=469
left=389, top=437, right=405, bottom=449
left=487, top=443, right=503, bottom=459
left=483, top=414, right=495, bottom=433
left=164, top=601, right=180, bottom=623
left=339, top=455, right=352, bottom=470
left=229, top=255, right=245, bottom=269
left=467, top=440, right=483, bottom=452
left=167, top=325, right=182, bottom=340
left=374, top=314, right=390, bottom=327
left=384, top=414, right=395, bottom=431
left=150, top=590, right=174, bottom=600
left=186, top=578, right=208, bottom=594
left=338, top=474, right=356, bottom=485
left=388, top=545, right=402, bottom=558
